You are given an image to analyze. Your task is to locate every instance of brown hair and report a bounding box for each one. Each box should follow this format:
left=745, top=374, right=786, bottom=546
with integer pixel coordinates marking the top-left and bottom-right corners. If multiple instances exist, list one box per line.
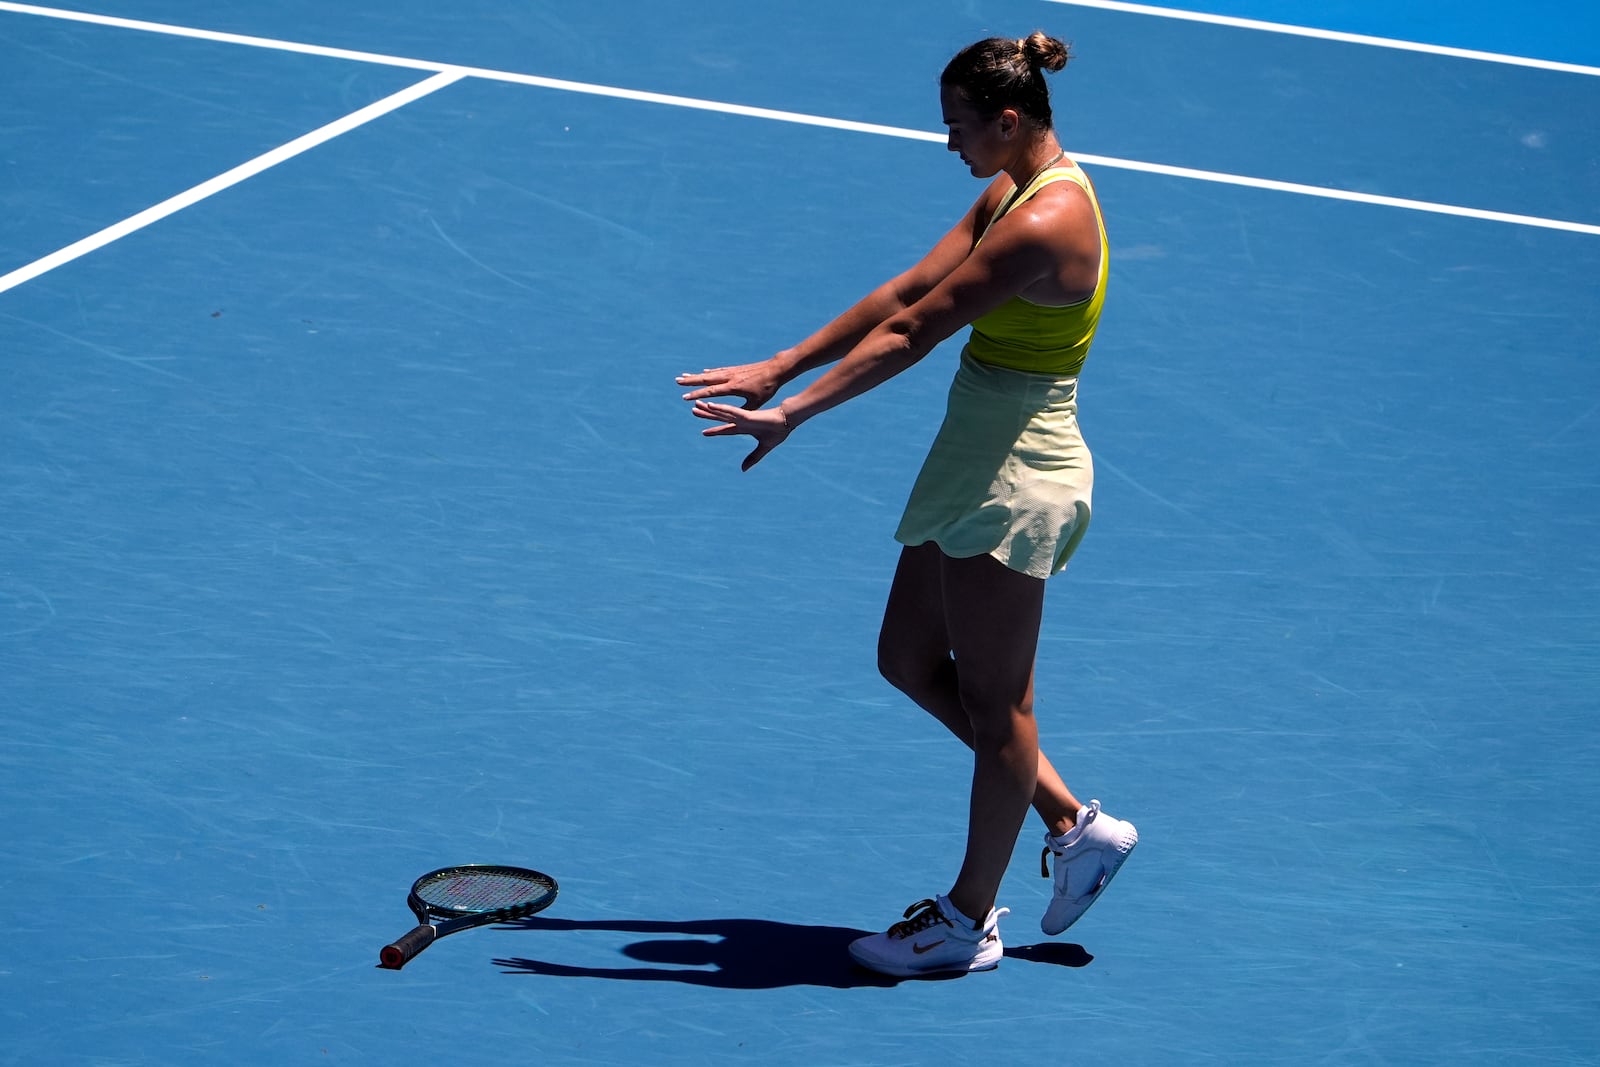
left=941, top=31, right=1073, bottom=126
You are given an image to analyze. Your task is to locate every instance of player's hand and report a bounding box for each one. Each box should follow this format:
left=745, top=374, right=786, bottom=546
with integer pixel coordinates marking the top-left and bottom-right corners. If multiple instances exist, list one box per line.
left=691, top=400, right=792, bottom=471
left=677, top=358, right=784, bottom=410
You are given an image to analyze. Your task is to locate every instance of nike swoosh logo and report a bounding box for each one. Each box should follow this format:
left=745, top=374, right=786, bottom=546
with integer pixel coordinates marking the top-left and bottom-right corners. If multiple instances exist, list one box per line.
left=911, top=939, right=945, bottom=954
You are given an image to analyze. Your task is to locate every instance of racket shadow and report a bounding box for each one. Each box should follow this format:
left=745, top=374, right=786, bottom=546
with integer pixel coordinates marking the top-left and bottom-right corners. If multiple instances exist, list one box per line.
left=492, top=916, right=1092, bottom=989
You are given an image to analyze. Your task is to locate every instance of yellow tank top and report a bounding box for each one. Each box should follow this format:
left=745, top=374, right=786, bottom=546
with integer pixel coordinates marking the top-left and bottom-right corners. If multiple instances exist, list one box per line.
left=966, top=163, right=1109, bottom=378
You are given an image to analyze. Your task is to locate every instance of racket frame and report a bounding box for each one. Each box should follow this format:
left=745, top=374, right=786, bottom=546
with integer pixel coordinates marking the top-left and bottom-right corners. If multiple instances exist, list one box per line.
left=379, top=864, right=557, bottom=969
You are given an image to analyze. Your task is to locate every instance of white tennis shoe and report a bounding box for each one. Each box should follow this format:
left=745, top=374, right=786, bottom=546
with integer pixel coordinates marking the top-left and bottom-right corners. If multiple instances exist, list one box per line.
left=848, top=895, right=1010, bottom=978
left=1040, top=799, right=1138, bottom=935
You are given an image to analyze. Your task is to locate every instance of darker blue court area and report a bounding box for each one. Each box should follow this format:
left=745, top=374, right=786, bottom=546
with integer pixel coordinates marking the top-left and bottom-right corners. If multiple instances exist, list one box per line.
left=2, top=2, right=1597, bottom=1064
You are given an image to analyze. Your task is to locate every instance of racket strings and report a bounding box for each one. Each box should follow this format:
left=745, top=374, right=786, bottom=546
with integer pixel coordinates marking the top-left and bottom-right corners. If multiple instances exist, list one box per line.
left=417, top=870, right=552, bottom=913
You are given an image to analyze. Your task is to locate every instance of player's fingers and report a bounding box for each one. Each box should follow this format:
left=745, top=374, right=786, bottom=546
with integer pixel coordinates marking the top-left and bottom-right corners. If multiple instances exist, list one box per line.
left=676, top=366, right=736, bottom=384
left=700, top=415, right=748, bottom=435
left=677, top=378, right=725, bottom=393
left=739, top=448, right=763, bottom=471
left=682, top=384, right=750, bottom=403
left=690, top=400, right=736, bottom=421
left=740, top=440, right=779, bottom=471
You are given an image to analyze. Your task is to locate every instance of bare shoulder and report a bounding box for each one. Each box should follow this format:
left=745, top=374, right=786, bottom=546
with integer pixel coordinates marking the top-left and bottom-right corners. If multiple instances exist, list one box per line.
left=981, top=173, right=1103, bottom=303
left=1001, top=177, right=1097, bottom=244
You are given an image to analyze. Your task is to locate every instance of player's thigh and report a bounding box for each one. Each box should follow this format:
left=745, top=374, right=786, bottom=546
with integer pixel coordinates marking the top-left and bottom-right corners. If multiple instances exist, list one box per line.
left=938, top=550, right=1044, bottom=712
left=878, top=542, right=952, bottom=676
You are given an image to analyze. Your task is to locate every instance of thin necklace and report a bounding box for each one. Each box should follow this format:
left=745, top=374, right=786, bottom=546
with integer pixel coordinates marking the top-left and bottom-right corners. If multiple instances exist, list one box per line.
left=1010, top=148, right=1066, bottom=204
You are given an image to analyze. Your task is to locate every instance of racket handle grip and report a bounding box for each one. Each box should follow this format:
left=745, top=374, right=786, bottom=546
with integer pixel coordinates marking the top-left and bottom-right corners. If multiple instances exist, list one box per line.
left=380, top=924, right=437, bottom=969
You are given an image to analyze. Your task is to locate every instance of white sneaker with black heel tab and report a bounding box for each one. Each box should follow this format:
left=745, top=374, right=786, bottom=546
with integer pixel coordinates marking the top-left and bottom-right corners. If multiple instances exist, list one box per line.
left=848, top=895, right=1010, bottom=977
left=1040, top=799, right=1138, bottom=935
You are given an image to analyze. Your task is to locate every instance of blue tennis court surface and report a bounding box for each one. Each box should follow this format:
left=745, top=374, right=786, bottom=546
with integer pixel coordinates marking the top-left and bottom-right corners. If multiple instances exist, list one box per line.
left=3, top=2, right=1597, bottom=1063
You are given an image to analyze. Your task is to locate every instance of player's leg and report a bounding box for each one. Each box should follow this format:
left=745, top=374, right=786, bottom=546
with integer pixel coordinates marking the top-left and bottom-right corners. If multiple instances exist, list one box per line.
left=849, top=544, right=1032, bottom=976
left=877, top=542, right=1082, bottom=835
left=853, top=544, right=1125, bottom=974
left=933, top=548, right=1048, bottom=924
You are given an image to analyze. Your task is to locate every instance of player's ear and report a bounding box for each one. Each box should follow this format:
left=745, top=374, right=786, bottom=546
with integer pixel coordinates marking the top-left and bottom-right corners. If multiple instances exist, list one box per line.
left=997, top=108, right=1021, bottom=140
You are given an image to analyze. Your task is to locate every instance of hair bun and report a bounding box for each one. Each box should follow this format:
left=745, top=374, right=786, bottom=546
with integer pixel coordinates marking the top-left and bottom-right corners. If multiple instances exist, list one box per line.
left=1020, top=31, right=1072, bottom=73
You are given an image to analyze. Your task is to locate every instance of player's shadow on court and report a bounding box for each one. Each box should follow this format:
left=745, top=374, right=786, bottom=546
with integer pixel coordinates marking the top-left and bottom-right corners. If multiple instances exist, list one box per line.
left=493, top=916, right=1092, bottom=989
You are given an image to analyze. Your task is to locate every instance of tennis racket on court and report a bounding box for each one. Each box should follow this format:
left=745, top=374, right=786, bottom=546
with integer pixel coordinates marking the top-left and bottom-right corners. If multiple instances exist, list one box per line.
left=379, top=865, right=558, bottom=969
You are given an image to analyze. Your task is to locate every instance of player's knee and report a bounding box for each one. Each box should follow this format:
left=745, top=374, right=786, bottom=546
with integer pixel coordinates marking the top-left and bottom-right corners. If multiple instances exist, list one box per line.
left=958, top=680, right=1034, bottom=742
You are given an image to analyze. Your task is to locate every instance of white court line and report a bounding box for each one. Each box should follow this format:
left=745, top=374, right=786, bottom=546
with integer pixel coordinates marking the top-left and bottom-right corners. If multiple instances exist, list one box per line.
left=0, top=0, right=1595, bottom=293
left=455, top=64, right=956, bottom=143
left=1043, top=0, right=1600, bottom=77
left=457, top=64, right=1598, bottom=236
left=1065, top=152, right=1600, bottom=236
left=0, top=1, right=446, bottom=71
left=0, top=69, right=466, bottom=294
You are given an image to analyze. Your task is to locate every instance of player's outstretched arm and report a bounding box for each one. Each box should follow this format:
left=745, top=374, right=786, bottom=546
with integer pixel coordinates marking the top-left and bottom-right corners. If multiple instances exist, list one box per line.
left=677, top=186, right=993, bottom=408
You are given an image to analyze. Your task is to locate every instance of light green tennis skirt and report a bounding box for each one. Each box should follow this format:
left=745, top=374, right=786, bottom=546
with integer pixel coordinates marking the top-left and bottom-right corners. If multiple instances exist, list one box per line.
left=895, top=349, right=1093, bottom=579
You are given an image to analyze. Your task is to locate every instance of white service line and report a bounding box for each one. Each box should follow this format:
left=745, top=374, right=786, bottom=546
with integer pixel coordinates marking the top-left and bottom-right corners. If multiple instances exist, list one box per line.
left=457, top=64, right=952, bottom=143
left=1043, top=0, right=1600, bottom=77
left=0, top=0, right=445, bottom=71
left=1068, top=153, right=1600, bottom=236
left=461, top=66, right=1600, bottom=235
left=0, top=69, right=466, bottom=294
left=457, top=63, right=1599, bottom=235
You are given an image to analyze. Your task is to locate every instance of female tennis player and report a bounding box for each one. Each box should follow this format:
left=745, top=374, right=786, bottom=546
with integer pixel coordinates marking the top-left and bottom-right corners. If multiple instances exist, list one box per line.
left=679, top=31, right=1137, bottom=978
